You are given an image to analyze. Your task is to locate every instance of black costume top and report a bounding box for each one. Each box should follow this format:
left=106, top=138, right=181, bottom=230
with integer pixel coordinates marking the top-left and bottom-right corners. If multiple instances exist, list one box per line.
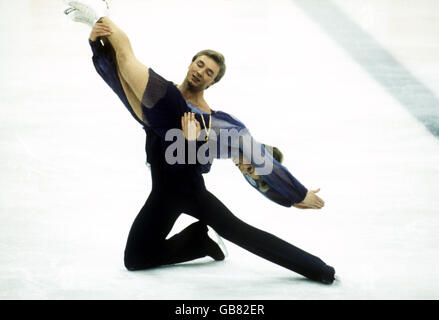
left=89, top=39, right=308, bottom=205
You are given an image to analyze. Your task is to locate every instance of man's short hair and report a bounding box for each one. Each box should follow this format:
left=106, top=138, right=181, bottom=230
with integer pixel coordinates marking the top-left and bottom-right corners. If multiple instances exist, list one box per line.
left=192, top=49, right=226, bottom=84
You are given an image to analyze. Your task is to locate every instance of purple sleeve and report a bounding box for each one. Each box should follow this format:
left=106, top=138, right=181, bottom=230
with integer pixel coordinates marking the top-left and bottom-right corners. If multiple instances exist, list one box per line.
left=89, top=39, right=145, bottom=126
left=243, top=174, right=294, bottom=207
left=89, top=40, right=209, bottom=174
left=139, top=68, right=190, bottom=130
left=259, top=156, right=308, bottom=204
left=239, top=129, right=308, bottom=205
left=210, top=111, right=307, bottom=205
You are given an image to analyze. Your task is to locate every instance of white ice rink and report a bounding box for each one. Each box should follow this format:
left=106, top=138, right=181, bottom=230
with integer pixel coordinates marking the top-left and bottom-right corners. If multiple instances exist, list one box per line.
left=1, top=0, right=439, bottom=299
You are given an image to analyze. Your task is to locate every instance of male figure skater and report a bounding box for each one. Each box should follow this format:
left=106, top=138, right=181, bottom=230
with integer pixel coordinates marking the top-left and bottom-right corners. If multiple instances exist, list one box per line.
left=64, top=1, right=336, bottom=284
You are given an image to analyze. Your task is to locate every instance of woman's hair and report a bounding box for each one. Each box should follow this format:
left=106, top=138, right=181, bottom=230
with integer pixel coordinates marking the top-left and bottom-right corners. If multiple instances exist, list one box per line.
left=257, top=144, right=283, bottom=192
left=263, top=144, right=283, bottom=164
left=192, top=49, right=226, bottom=84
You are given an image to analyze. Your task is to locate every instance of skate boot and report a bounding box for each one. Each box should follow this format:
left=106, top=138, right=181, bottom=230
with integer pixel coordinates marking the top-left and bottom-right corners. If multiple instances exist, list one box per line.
left=63, top=0, right=109, bottom=26
left=63, top=7, right=95, bottom=27
left=206, top=226, right=228, bottom=261
left=320, top=265, right=336, bottom=285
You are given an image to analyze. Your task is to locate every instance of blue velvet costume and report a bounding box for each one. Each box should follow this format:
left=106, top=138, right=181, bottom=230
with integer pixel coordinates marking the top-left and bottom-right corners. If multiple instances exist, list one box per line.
left=88, top=38, right=335, bottom=283
left=89, top=38, right=308, bottom=207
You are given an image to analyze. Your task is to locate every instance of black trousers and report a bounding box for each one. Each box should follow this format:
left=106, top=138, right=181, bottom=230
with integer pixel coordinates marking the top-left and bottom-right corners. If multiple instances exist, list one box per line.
left=124, top=187, right=334, bottom=283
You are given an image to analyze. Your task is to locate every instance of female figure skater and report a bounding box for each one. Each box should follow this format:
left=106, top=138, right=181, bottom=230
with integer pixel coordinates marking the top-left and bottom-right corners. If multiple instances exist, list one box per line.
left=64, top=1, right=336, bottom=284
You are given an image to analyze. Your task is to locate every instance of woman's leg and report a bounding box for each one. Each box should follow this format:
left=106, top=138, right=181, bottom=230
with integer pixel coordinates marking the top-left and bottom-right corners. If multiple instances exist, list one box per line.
left=99, top=17, right=149, bottom=103
left=113, top=55, right=143, bottom=119
left=116, top=66, right=144, bottom=120
left=188, top=190, right=335, bottom=284
left=98, top=37, right=144, bottom=121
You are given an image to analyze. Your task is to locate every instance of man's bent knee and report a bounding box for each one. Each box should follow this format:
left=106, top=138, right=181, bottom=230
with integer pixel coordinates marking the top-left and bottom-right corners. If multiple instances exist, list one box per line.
left=124, top=251, right=158, bottom=271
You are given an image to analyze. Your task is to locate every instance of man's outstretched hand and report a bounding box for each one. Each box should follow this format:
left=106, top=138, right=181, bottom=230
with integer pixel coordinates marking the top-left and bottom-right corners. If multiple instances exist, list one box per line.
left=89, top=20, right=112, bottom=41
left=293, top=188, right=325, bottom=210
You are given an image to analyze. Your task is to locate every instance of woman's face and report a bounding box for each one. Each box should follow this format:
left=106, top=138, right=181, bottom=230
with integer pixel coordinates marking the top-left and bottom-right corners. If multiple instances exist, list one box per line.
left=233, top=156, right=260, bottom=180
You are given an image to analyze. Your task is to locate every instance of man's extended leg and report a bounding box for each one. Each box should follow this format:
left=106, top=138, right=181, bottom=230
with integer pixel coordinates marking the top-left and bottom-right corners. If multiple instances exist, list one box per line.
left=188, top=189, right=336, bottom=284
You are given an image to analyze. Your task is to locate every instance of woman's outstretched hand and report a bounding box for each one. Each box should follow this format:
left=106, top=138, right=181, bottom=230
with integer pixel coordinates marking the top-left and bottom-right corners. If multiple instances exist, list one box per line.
left=181, top=112, right=201, bottom=141
left=293, top=188, right=325, bottom=210
left=89, top=20, right=112, bottom=41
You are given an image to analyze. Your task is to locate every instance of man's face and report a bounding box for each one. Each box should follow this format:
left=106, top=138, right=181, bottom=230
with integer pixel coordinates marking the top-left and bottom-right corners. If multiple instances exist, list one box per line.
left=186, top=55, right=220, bottom=90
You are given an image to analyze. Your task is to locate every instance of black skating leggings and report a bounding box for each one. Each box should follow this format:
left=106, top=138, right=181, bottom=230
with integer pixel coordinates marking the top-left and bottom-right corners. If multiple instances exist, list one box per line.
left=123, top=187, right=334, bottom=283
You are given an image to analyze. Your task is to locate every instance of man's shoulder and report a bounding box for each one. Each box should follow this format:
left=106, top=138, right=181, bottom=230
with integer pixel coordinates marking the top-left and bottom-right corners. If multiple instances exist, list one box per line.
left=143, top=68, right=185, bottom=105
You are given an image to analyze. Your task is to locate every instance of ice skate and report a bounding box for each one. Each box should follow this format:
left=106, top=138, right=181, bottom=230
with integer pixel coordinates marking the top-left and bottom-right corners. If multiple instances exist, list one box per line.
left=320, top=265, right=336, bottom=285
left=63, top=7, right=95, bottom=27
left=207, top=226, right=228, bottom=260
left=63, top=0, right=109, bottom=26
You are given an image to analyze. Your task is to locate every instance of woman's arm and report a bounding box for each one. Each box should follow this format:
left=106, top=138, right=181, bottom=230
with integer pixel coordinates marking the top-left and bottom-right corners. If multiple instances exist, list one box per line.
left=221, top=120, right=323, bottom=208
left=238, top=161, right=324, bottom=209
left=293, top=188, right=325, bottom=209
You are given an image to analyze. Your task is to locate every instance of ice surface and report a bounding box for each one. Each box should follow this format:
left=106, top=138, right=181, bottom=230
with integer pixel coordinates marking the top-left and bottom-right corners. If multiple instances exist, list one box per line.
left=1, top=0, right=438, bottom=299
